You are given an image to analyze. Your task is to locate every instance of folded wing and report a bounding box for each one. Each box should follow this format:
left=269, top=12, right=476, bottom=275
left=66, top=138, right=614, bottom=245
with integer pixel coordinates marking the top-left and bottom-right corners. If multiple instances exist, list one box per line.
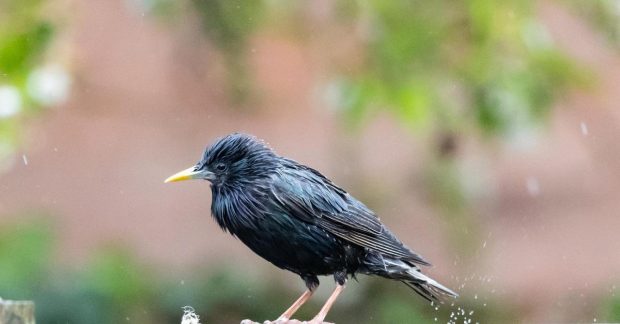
left=270, top=160, right=430, bottom=266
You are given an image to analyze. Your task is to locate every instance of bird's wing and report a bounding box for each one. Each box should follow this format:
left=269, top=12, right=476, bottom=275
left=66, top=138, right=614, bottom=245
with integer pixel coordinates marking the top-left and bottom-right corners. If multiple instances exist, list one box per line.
left=270, top=161, right=430, bottom=265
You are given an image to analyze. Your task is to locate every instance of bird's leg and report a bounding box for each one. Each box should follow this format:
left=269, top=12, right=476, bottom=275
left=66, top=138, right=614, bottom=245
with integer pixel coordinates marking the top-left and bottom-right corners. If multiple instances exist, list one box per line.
left=275, top=289, right=314, bottom=322
left=309, top=283, right=346, bottom=323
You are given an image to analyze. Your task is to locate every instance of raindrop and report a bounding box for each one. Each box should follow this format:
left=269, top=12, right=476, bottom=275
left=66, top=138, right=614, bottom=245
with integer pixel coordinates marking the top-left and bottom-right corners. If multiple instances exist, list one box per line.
left=526, top=177, right=540, bottom=196
left=22, top=155, right=28, bottom=165
left=580, top=122, right=588, bottom=136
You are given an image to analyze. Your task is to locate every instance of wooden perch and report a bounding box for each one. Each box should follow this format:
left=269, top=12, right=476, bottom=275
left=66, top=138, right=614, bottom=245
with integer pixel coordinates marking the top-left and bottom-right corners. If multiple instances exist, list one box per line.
left=241, top=320, right=333, bottom=324
left=0, top=299, right=35, bottom=324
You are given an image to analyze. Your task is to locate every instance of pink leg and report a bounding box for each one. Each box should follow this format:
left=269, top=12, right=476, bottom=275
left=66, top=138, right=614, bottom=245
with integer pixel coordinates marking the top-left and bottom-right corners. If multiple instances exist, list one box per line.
left=276, top=289, right=314, bottom=322
left=310, top=284, right=345, bottom=323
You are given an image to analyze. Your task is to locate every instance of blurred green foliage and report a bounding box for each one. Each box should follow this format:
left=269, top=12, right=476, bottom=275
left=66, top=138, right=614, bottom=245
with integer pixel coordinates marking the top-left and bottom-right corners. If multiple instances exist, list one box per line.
left=0, top=0, right=58, bottom=165
left=0, top=0, right=54, bottom=86
left=601, top=290, right=620, bottom=323
left=0, top=217, right=52, bottom=297
left=568, top=0, right=620, bottom=46
left=192, top=0, right=264, bottom=104
left=332, top=0, right=590, bottom=137
left=145, top=0, right=266, bottom=105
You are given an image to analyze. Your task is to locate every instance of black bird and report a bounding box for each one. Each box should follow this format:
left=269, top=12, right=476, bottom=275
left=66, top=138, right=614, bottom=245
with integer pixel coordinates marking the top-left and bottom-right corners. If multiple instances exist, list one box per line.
left=165, top=133, right=457, bottom=323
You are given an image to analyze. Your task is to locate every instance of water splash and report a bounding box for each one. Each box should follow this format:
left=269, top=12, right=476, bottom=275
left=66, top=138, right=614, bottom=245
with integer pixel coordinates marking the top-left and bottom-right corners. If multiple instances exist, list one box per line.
left=181, top=306, right=201, bottom=324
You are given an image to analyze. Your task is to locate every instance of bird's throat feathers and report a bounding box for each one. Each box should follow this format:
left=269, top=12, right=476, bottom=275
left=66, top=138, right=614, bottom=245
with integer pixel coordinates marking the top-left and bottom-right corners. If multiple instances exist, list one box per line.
left=210, top=184, right=269, bottom=235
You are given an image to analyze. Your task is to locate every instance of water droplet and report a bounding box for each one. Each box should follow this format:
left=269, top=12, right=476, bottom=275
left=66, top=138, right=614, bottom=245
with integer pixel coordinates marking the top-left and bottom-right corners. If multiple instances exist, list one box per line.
left=526, top=177, right=540, bottom=196
left=22, top=155, right=28, bottom=165
left=580, top=122, right=588, bottom=136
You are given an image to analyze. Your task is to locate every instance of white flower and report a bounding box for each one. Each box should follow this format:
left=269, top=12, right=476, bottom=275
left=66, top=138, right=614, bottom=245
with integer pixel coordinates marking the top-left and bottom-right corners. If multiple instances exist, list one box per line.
left=27, top=64, right=71, bottom=107
left=0, top=85, right=22, bottom=118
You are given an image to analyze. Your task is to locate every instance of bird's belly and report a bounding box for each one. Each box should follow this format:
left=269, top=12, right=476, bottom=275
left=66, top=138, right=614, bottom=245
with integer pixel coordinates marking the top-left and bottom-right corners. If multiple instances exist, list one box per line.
left=233, top=216, right=360, bottom=276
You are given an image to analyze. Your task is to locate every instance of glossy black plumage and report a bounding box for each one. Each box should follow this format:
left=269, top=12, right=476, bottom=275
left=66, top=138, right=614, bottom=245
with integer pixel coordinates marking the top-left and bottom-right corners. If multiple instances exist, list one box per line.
left=188, top=133, right=456, bottom=301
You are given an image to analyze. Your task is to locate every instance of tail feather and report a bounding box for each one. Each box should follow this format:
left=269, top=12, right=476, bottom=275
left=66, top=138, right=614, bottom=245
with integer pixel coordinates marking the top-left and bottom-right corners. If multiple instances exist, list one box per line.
left=402, top=281, right=435, bottom=302
left=402, top=268, right=458, bottom=301
left=360, top=253, right=458, bottom=302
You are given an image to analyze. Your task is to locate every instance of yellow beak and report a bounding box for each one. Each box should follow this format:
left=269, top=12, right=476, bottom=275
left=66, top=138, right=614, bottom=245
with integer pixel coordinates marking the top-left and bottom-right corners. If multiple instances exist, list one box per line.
left=164, top=166, right=201, bottom=183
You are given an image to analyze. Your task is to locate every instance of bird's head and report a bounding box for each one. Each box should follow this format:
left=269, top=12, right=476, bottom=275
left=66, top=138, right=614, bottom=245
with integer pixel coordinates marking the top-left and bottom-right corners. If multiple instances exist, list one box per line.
left=165, top=133, right=278, bottom=187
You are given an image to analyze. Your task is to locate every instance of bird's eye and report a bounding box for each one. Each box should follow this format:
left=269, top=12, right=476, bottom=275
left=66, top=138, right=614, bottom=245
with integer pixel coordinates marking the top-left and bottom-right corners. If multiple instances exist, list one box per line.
left=215, top=163, right=227, bottom=171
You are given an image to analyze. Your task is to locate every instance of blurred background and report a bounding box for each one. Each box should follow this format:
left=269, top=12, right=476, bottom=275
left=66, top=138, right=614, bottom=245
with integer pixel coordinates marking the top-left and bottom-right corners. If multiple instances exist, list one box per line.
left=1, top=0, right=620, bottom=322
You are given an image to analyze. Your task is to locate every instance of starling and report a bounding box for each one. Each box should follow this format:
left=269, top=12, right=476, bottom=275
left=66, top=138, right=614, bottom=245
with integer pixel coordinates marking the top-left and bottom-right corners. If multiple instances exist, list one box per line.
left=165, top=133, right=457, bottom=323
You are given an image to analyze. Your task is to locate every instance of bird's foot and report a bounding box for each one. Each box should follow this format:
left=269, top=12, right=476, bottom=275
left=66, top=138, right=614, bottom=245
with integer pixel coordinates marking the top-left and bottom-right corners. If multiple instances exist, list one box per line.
left=272, top=315, right=289, bottom=323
